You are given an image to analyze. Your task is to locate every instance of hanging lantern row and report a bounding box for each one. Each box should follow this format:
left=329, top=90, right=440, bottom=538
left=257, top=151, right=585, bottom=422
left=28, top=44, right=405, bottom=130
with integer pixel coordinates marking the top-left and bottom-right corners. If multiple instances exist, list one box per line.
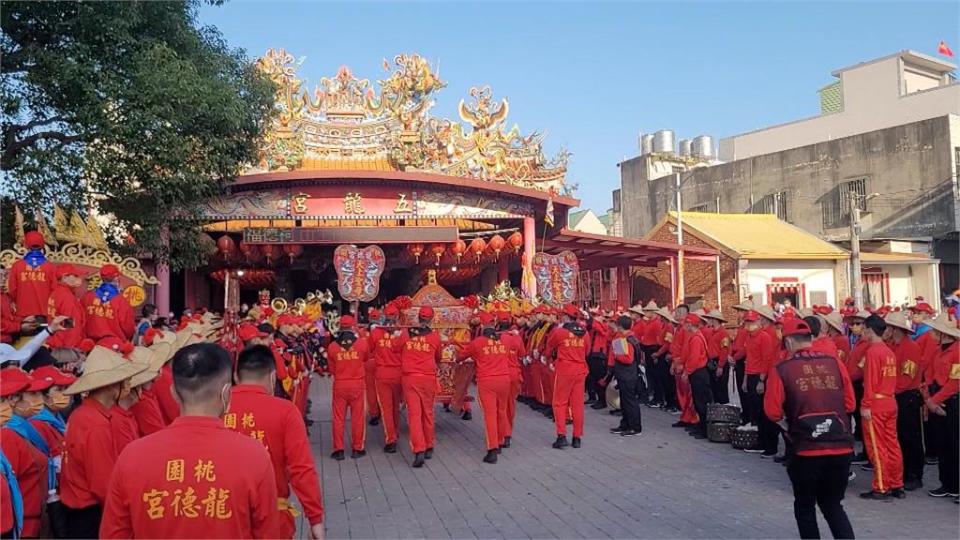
left=214, top=237, right=303, bottom=267
left=407, top=233, right=524, bottom=265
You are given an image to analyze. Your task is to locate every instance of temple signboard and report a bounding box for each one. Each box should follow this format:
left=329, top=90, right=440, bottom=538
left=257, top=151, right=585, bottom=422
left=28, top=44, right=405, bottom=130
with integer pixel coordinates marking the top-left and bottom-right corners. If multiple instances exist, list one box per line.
left=532, top=251, right=579, bottom=305
left=242, top=226, right=458, bottom=245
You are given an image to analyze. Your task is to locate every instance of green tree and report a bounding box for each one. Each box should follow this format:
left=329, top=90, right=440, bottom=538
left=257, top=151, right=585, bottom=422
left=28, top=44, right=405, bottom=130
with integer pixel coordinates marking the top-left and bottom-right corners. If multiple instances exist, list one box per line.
left=1, top=0, right=275, bottom=270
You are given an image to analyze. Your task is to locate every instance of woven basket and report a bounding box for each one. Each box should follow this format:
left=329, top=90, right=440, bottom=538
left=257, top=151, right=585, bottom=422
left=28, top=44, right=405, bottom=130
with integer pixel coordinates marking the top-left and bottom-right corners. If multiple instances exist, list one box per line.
left=707, top=422, right=736, bottom=443
left=731, top=428, right=760, bottom=450
left=706, top=403, right=741, bottom=424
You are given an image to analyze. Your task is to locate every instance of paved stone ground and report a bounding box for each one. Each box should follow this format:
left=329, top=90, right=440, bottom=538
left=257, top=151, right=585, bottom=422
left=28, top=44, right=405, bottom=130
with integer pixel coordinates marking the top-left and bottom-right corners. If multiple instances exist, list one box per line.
left=303, top=377, right=958, bottom=539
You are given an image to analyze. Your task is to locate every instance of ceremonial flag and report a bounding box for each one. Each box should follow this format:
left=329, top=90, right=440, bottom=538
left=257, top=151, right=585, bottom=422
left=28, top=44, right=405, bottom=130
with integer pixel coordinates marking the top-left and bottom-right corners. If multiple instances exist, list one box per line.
left=938, top=40, right=954, bottom=58
left=545, top=198, right=555, bottom=227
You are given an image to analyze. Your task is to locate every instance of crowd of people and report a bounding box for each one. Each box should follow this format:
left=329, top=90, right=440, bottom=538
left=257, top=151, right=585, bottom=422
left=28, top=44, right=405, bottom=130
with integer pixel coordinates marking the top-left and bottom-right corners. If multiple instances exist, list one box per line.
left=1, top=232, right=958, bottom=539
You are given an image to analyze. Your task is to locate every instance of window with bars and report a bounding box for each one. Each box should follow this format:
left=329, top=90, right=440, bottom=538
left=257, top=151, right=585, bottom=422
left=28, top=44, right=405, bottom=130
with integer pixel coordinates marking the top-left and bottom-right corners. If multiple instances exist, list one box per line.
left=753, top=191, right=790, bottom=221
left=821, top=178, right=867, bottom=228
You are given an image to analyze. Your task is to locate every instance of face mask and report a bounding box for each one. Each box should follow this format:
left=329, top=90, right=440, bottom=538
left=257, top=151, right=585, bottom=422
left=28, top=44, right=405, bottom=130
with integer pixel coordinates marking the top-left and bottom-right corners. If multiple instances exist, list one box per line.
left=0, top=401, right=12, bottom=425
left=47, top=389, right=71, bottom=412
left=14, top=393, right=44, bottom=418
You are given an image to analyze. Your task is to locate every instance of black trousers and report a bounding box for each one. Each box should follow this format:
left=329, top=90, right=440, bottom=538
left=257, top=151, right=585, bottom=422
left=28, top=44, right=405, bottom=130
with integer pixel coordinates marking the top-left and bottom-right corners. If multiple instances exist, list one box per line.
left=614, top=362, right=642, bottom=431
left=710, top=360, right=730, bottom=404
left=925, top=407, right=945, bottom=461
left=64, top=504, right=102, bottom=539
left=936, top=395, right=959, bottom=493
left=659, top=355, right=678, bottom=408
left=642, top=345, right=664, bottom=404
left=895, top=390, right=924, bottom=483
left=786, top=453, right=855, bottom=539
left=747, top=374, right=779, bottom=453
left=851, top=380, right=864, bottom=442
left=689, top=367, right=713, bottom=433
left=585, top=353, right=607, bottom=401
left=734, top=358, right=748, bottom=421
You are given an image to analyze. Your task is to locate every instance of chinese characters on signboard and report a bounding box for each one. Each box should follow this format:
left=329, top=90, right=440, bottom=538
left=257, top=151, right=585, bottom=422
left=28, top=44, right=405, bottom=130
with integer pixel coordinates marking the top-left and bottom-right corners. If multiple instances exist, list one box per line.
left=532, top=251, right=579, bottom=305
left=333, top=244, right=386, bottom=302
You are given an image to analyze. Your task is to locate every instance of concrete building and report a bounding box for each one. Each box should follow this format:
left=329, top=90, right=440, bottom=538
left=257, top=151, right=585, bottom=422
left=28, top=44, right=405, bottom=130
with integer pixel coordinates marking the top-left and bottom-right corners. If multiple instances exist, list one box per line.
left=618, top=50, right=959, bottom=298
left=568, top=208, right=609, bottom=235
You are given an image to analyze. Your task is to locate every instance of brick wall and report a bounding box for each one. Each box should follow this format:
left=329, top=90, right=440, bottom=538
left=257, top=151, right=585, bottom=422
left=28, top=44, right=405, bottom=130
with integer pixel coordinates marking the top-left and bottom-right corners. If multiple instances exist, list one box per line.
left=632, top=222, right=742, bottom=321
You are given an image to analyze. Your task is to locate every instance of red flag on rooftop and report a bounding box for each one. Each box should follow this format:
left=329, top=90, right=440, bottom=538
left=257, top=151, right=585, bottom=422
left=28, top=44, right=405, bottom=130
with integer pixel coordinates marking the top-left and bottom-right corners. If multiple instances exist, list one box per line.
left=938, top=40, right=954, bottom=58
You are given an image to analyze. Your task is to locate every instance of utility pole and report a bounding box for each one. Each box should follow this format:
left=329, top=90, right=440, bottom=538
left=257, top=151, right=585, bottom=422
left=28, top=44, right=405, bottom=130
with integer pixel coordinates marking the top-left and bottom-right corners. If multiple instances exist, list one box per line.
left=675, top=172, right=685, bottom=306
left=849, top=190, right=863, bottom=309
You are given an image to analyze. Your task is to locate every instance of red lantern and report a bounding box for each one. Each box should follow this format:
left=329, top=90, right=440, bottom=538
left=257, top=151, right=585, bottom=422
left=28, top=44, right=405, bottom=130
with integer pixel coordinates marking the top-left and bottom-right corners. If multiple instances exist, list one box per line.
left=408, top=243, right=425, bottom=263
left=283, top=244, right=303, bottom=262
left=488, top=234, right=505, bottom=260
left=216, top=235, right=236, bottom=260
left=239, top=241, right=262, bottom=263
left=468, top=238, right=486, bottom=262
left=450, top=239, right=467, bottom=262
left=507, top=232, right=523, bottom=254
left=429, top=243, right=446, bottom=266
left=262, top=244, right=280, bottom=266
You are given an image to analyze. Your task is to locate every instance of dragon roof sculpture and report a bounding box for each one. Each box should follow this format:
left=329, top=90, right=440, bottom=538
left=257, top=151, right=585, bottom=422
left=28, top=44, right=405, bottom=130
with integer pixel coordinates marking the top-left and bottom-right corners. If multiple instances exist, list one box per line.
left=250, top=49, right=570, bottom=195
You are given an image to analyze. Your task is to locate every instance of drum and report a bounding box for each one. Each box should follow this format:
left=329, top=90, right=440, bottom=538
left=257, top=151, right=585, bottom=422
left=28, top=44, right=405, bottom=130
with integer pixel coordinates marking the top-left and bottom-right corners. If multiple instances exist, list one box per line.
left=731, top=427, right=760, bottom=450
left=707, top=422, right=736, bottom=443
left=706, top=403, right=741, bottom=424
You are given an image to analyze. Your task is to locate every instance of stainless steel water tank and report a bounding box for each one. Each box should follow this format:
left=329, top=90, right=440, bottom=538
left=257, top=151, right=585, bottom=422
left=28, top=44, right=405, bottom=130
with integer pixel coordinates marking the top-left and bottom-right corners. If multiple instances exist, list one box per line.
left=692, top=135, right=714, bottom=159
left=639, top=133, right=654, bottom=155
left=652, top=130, right=675, bottom=154
left=678, top=139, right=692, bottom=156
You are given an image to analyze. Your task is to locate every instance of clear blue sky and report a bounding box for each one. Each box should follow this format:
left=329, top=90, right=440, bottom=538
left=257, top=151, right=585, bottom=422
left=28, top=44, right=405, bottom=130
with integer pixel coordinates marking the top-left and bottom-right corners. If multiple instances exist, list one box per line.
left=199, top=0, right=958, bottom=213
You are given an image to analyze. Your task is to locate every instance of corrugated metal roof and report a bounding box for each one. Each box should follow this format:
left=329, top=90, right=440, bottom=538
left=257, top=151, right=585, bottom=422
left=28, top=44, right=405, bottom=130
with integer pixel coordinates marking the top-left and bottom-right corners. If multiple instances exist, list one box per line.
left=658, top=212, right=849, bottom=260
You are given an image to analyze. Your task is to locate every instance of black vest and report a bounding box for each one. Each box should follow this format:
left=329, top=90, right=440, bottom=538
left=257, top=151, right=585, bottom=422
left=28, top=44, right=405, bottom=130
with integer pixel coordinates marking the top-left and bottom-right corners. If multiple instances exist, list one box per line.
left=777, top=350, right=854, bottom=454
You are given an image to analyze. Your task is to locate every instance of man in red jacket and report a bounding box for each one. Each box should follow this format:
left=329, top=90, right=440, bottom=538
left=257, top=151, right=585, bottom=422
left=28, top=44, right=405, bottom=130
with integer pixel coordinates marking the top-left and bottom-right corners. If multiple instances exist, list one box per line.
left=396, top=307, right=442, bottom=468
left=326, top=315, right=368, bottom=460
left=544, top=304, right=590, bottom=449
left=7, top=231, right=57, bottom=318
left=99, top=343, right=282, bottom=539
left=369, top=304, right=403, bottom=453
left=45, top=264, right=87, bottom=349
left=226, top=345, right=324, bottom=539
left=859, top=314, right=904, bottom=500
left=498, top=311, right=525, bottom=447
left=682, top=314, right=713, bottom=440
left=456, top=312, right=512, bottom=464
left=883, top=312, right=925, bottom=491
left=742, top=310, right=779, bottom=456
left=607, top=315, right=642, bottom=437
left=764, top=317, right=856, bottom=539
left=81, top=264, right=134, bottom=343
left=922, top=316, right=959, bottom=499
left=0, top=368, right=49, bottom=539
left=363, top=309, right=381, bottom=427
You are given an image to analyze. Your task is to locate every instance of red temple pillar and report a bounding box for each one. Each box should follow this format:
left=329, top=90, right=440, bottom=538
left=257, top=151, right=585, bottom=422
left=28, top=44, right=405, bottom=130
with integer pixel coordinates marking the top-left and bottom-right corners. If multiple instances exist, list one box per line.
left=617, top=266, right=631, bottom=308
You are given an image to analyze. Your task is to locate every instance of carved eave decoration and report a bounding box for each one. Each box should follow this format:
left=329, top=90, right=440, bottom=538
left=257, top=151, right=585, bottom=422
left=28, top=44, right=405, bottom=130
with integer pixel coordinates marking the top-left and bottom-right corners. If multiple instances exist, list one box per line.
left=249, top=49, right=570, bottom=195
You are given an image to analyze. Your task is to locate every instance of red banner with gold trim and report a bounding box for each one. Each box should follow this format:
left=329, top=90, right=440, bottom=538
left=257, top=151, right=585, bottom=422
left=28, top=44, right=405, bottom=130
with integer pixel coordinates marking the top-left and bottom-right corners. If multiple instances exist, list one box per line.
left=333, top=245, right=386, bottom=302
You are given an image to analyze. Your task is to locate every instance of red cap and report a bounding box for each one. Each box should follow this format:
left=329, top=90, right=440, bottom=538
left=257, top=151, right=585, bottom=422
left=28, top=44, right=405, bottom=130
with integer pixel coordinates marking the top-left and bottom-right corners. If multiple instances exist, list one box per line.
left=368, top=308, right=381, bottom=320
left=384, top=304, right=400, bottom=318
left=874, top=305, right=892, bottom=317
left=562, top=304, right=579, bottom=318
left=30, top=366, right=76, bottom=387
left=743, top=311, right=760, bottom=323
left=78, top=338, right=96, bottom=353
left=909, top=302, right=935, bottom=315
left=57, top=264, right=86, bottom=279
left=238, top=324, right=268, bottom=341
left=497, top=311, right=512, bottom=323
left=418, top=306, right=434, bottom=321
left=813, top=304, right=833, bottom=316
left=477, top=311, right=496, bottom=325
left=97, top=336, right=133, bottom=356
left=339, top=315, right=356, bottom=329
left=684, top=314, right=702, bottom=326
left=24, top=231, right=44, bottom=249
left=0, top=368, right=48, bottom=395
left=781, top=318, right=812, bottom=337
left=100, top=264, right=120, bottom=280
left=277, top=314, right=298, bottom=327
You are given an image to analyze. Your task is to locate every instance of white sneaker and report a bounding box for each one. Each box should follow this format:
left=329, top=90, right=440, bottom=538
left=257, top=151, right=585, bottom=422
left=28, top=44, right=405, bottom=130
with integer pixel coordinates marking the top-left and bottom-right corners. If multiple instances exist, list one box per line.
left=743, top=448, right=765, bottom=454
left=848, top=471, right=856, bottom=481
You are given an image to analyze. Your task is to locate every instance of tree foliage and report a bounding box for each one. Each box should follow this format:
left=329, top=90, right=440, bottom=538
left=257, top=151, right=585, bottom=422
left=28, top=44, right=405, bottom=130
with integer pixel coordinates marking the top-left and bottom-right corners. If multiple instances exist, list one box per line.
left=1, top=0, right=275, bottom=270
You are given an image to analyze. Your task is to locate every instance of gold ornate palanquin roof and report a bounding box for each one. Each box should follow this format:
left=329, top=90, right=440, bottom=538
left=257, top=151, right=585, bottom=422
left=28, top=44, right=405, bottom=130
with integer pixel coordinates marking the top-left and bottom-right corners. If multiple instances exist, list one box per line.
left=250, top=50, right=570, bottom=195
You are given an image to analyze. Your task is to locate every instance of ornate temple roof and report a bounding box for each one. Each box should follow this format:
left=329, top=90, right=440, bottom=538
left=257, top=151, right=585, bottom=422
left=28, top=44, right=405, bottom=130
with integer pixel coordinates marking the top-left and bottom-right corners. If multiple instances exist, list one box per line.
left=249, top=49, right=570, bottom=196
